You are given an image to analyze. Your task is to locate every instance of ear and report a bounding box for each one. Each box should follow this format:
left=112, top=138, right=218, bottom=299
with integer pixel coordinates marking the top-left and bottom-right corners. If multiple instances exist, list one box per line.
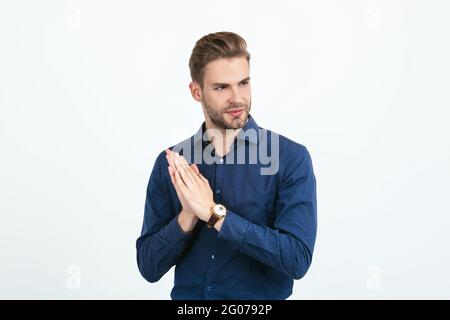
left=189, top=81, right=202, bottom=102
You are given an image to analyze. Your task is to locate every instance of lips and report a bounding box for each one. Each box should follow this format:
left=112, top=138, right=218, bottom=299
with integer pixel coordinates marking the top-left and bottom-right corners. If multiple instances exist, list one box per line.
left=226, top=109, right=244, bottom=116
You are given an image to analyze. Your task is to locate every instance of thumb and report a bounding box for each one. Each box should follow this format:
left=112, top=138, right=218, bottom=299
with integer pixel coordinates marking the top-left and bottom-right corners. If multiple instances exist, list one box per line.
left=191, top=163, right=209, bottom=184
left=191, top=163, right=200, bottom=175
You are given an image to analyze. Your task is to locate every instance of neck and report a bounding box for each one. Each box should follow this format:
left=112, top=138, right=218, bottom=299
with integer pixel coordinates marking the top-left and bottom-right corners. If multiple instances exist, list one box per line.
left=204, top=118, right=248, bottom=157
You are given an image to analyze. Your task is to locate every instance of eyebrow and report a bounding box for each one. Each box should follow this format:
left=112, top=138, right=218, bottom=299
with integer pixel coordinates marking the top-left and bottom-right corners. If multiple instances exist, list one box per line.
left=211, top=77, right=251, bottom=87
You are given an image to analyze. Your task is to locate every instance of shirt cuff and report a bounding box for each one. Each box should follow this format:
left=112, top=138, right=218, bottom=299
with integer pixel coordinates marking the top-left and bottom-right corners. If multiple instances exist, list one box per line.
left=217, top=210, right=250, bottom=252
left=160, top=213, right=193, bottom=246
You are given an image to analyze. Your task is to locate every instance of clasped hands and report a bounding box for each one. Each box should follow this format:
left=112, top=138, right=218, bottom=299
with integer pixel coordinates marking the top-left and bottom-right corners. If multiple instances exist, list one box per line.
left=165, top=149, right=216, bottom=231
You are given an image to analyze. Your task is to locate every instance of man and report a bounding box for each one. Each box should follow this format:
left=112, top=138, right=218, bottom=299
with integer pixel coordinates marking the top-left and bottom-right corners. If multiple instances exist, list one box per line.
left=136, top=31, right=317, bottom=300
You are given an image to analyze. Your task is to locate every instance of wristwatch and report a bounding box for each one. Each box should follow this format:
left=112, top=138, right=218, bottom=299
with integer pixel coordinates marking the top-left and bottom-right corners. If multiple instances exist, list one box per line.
left=207, top=204, right=227, bottom=228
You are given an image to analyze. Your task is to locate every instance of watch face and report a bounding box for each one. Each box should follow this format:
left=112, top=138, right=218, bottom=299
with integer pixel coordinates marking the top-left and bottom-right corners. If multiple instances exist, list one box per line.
left=214, top=204, right=226, bottom=217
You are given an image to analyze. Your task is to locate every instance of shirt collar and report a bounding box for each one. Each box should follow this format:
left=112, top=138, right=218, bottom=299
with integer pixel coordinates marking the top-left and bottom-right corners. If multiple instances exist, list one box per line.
left=193, top=114, right=260, bottom=146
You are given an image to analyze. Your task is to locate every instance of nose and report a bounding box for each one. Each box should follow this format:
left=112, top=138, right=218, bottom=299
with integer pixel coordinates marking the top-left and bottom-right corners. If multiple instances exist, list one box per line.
left=228, top=86, right=244, bottom=105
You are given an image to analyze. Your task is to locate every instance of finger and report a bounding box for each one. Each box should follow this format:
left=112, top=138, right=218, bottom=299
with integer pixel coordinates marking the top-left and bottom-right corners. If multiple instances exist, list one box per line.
left=172, top=165, right=188, bottom=193
left=168, top=166, right=177, bottom=186
left=197, top=172, right=209, bottom=184
left=168, top=166, right=187, bottom=201
left=173, top=153, right=193, bottom=187
left=189, top=162, right=207, bottom=182
left=165, top=148, right=173, bottom=161
left=179, top=154, right=201, bottom=184
left=172, top=152, right=182, bottom=171
left=166, top=149, right=181, bottom=171
left=190, top=163, right=209, bottom=186
left=166, top=150, right=176, bottom=169
left=175, top=153, right=197, bottom=188
left=166, top=155, right=176, bottom=174
left=191, top=163, right=200, bottom=175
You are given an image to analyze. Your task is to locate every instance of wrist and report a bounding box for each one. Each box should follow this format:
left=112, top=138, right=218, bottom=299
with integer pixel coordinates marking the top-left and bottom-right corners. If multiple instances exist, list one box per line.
left=213, top=215, right=225, bottom=231
left=178, top=209, right=198, bottom=233
left=205, top=202, right=217, bottom=222
left=207, top=203, right=227, bottom=229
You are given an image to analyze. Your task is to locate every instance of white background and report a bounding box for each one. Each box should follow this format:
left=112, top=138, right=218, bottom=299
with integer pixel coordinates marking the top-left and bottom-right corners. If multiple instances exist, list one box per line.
left=1, top=0, right=449, bottom=299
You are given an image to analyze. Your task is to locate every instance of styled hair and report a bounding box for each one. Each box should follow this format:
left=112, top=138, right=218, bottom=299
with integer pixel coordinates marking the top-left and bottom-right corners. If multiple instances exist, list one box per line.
left=189, top=31, right=251, bottom=88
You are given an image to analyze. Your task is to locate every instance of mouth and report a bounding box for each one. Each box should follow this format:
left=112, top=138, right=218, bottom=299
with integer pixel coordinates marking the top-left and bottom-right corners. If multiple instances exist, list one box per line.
left=226, top=109, right=244, bottom=117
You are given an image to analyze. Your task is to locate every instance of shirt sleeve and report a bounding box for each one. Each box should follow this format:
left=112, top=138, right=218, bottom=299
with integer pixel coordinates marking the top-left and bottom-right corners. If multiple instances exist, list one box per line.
left=217, top=145, right=317, bottom=280
left=136, top=151, right=194, bottom=283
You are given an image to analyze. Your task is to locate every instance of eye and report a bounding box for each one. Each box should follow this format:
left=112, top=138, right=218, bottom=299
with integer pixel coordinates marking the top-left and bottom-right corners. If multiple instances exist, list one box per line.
left=240, top=81, right=249, bottom=86
left=214, top=86, right=226, bottom=91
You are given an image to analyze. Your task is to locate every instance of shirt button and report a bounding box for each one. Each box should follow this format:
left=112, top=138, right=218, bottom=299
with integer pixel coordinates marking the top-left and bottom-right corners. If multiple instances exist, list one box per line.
left=219, top=158, right=223, bottom=163
left=215, top=189, right=221, bottom=194
left=211, top=254, right=215, bottom=260
left=207, top=286, right=212, bottom=291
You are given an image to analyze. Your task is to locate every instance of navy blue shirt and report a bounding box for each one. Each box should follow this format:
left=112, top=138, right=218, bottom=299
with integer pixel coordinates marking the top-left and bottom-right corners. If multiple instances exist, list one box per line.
left=136, top=115, right=317, bottom=299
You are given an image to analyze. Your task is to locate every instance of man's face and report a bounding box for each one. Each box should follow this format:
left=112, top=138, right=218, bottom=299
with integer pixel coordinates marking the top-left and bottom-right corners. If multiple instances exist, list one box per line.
left=198, top=56, right=252, bottom=130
